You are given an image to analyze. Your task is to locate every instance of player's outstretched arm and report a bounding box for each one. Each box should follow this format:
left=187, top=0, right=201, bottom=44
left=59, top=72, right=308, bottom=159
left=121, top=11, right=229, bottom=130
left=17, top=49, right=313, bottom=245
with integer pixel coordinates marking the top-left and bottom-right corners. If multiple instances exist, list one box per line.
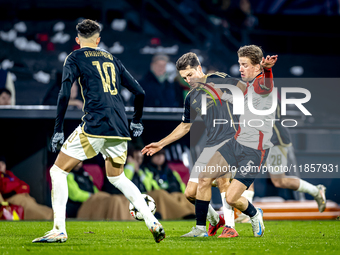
left=141, top=122, right=191, bottom=156
left=141, top=142, right=163, bottom=157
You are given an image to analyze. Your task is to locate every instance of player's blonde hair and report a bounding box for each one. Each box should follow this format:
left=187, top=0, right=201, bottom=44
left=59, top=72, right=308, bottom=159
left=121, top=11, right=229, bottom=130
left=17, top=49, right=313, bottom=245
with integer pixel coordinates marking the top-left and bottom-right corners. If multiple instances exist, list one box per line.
left=237, top=45, right=263, bottom=66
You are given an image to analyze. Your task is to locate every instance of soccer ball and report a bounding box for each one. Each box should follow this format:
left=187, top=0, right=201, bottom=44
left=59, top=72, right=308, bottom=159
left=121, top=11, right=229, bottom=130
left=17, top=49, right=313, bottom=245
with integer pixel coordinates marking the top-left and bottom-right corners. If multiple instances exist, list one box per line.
left=129, top=194, right=156, bottom=221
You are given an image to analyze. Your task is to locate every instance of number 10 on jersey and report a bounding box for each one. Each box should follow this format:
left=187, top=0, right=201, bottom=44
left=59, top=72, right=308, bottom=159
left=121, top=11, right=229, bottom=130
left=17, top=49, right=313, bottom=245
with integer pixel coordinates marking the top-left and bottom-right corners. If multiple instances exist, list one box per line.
left=92, top=61, right=118, bottom=95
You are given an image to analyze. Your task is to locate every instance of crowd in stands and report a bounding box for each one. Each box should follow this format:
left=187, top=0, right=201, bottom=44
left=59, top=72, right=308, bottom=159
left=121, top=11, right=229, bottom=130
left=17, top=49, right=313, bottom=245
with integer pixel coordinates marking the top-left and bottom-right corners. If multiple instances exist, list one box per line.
left=0, top=68, right=15, bottom=105
left=0, top=156, right=53, bottom=220
left=138, top=54, right=184, bottom=107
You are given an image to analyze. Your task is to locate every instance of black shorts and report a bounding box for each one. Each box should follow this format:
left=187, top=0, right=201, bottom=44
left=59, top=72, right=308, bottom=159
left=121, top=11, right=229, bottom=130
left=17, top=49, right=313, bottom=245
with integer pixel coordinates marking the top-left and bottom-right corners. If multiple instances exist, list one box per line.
left=217, top=138, right=269, bottom=188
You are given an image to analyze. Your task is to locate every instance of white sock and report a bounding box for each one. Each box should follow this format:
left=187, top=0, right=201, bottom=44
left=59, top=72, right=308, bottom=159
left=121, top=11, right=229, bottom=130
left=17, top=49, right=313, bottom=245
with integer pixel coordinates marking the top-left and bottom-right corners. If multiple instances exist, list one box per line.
left=207, top=204, right=219, bottom=226
left=196, top=225, right=206, bottom=231
left=50, top=164, right=69, bottom=234
left=221, top=192, right=234, bottom=228
left=297, top=180, right=319, bottom=197
left=107, top=172, right=158, bottom=225
left=241, top=190, right=254, bottom=203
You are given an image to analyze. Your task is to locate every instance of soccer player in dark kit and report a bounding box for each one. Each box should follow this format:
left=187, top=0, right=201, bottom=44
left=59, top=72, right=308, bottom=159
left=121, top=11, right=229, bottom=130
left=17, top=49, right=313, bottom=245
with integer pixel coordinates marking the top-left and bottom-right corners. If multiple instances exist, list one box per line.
left=33, top=19, right=165, bottom=243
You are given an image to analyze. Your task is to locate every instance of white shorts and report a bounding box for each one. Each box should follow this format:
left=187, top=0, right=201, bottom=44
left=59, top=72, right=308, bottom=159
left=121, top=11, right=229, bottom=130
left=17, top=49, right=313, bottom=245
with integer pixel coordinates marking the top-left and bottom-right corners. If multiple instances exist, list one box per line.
left=189, top=139, right=230, bottom=183
left=266, top=145, right=289, bottom=175
left=61, top=126, right=128, bottom=164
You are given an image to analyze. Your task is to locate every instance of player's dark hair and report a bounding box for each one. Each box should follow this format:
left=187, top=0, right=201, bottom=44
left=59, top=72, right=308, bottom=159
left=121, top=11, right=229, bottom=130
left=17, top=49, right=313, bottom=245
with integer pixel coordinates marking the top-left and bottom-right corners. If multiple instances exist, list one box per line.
left=0, top=88, right=11, bottom=96
left=176, top=52, right=201, bottom=71
left=76, top=19, right=101, bottom=38
left=237, top=45, right=263, bottom=66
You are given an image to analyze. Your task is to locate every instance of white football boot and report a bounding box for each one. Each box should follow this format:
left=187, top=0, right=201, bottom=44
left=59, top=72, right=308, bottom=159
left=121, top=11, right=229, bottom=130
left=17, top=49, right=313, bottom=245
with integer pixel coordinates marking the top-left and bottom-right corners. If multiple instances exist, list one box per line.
left=181, top=227, right=208, bottom=237
left=313, top=184, right=327, bottom=213
left=32, top=229, right=67, bottom=243
left=250, top=208, right=265, bottom=237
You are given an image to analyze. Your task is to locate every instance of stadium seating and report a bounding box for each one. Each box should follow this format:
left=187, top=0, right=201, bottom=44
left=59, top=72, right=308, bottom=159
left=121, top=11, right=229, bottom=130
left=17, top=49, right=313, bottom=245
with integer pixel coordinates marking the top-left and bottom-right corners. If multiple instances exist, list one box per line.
left=82, top=164, right=104, bottom=191
left=168, top=161, right=190, bottom=184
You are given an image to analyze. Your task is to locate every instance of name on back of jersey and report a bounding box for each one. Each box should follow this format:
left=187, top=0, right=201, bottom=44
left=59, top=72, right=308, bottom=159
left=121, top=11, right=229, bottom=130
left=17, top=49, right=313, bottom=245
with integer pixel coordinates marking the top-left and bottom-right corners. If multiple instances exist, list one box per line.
left=84, top=50, right=113, bottom=60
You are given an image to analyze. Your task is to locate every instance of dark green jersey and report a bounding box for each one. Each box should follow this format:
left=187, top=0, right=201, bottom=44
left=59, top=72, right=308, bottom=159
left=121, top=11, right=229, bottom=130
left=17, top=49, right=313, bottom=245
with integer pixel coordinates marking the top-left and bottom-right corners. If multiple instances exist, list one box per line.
left=54, top=47, right=145, bottom=139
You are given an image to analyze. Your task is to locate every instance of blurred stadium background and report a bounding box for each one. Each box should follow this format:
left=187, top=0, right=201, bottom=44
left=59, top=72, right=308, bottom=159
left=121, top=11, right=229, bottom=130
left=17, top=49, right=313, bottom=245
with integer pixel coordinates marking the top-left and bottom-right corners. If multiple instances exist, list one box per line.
left=1, top=0, right=340, bottom=220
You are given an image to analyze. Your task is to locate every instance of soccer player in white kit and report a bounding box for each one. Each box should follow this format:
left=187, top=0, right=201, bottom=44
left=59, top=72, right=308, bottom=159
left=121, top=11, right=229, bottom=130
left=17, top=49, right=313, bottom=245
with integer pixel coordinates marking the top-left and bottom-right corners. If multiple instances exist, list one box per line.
left=235, top=103, right=327, bottom=223
left=235, top=102, right=327, bottom=223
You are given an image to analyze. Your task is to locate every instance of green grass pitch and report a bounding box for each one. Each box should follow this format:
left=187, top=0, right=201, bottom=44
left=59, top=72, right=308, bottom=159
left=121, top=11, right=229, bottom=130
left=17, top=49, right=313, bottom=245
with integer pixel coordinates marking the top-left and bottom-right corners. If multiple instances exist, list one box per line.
left=0, top=220, right=339, bottom=255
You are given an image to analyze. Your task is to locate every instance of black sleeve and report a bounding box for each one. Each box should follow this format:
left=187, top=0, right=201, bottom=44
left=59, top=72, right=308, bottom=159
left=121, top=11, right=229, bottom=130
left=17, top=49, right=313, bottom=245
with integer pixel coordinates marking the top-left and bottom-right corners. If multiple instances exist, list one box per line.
left=206, top=75, right=240, bottom=86
left=54, top=54, right=79, bottom=132
left=119, top=62, right=145, bottom=123
left=182, top=93, right=197, bottom=123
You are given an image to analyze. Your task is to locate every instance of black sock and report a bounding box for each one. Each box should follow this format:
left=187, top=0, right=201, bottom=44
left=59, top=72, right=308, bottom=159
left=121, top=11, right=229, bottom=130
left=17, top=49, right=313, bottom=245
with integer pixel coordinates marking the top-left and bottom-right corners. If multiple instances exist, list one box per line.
left=241, top=200, right=257, bottom=218
left=195, top=199, right=210, bottom=226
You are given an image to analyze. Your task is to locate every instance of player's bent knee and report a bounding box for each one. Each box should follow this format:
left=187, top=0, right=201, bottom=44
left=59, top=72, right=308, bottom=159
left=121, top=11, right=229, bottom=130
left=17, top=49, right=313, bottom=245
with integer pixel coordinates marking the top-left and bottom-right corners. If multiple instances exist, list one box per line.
left=226, top=191, right=240, bottom=207
left=226, top=196, right=237, bottom=207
